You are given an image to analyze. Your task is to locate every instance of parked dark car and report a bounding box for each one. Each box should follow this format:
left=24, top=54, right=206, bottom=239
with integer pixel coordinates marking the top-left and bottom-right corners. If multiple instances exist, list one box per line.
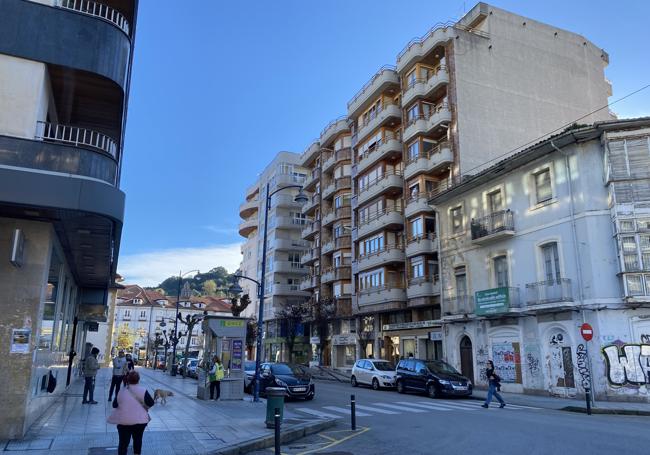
left=395, top=359, right=473, bottom=398
left=258, top=363, right=314, bottom=400
left=243, top=361, right=256, bottom=393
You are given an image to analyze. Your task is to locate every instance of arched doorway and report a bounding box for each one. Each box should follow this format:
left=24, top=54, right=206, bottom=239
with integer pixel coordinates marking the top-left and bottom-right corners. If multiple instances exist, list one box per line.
left=460, top=336, right=474, bottom=382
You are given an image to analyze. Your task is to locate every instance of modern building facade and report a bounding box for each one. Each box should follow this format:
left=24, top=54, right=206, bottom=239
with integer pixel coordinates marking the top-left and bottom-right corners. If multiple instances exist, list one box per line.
left=0, top=0, right=138, bottom=438
left=238, top=152, right=311, bottom=363
left=430, top=118, right=650, bottom=402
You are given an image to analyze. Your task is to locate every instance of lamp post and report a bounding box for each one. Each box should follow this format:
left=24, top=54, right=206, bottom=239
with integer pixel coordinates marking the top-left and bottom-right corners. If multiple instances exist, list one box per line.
left=171, top=270, right=200, bottom=376
left=230, top=182, right=308, bottom=402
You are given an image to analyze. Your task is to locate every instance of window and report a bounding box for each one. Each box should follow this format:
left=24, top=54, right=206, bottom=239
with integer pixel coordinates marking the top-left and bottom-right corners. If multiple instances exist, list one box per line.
left=410, top=258, right=424, bottom=279
left=455, top=266, right=467, bottom=297
left=625, top=275, right=644, bottom=296
left=451, top=206, right=463, bottom=234
left=358, top=165, right=383, bottom=191
left=620, top=220, right=635, bottom=232
left=287, top=278, right=299, bottom=290
left=409, top=183, right=420, bottom=199
left=622, top=236, right=640, bottom=271
left=494, top=255, right=509, bottom=287
left=406, top=69, right=417, bottom=88
left=410, top=217, right=423, bottom=238
left=288, top=252, right=302, bottom=268
left=408, top=141, right=420, bottom=160
left=359, top=269, right=384, bottom=290
left=333, top=283, right=342, bottom=297
left=407, top=105, right=419, bottom=124
left=534, top=169, right=552, bottom=204
left=335, top=193, right=351, bottom=209
left=124, top=309, right=131, bottom=318
left=361, top=235, right=384, bottom=256
left=541, top=242, right=561, bottom=282
left=487, top=190, right=503, bottom=213
left=139, top=310, right=146, bottom=319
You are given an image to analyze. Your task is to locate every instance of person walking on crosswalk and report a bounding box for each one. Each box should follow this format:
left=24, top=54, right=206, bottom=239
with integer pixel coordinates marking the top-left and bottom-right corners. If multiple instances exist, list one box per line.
left=481, top=360, right=506, bottom=409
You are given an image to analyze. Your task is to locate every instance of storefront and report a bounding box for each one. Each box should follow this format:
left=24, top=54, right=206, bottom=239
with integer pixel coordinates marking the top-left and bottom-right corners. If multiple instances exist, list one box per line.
left=381, top=320, right=443, bottom=364
left=332, top=333, right=357, bottom=370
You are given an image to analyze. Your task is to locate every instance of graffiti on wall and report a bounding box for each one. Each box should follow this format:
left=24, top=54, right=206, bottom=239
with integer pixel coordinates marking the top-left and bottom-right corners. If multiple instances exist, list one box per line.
left=602, top=342, right=650, bottom=387
left=476, top=345, right=489, bottom=383
left=547, top=331, right=575, bottom=389
left=492, top=342, right=521, bottom=383
left=576, top=344, right=591, bottom=390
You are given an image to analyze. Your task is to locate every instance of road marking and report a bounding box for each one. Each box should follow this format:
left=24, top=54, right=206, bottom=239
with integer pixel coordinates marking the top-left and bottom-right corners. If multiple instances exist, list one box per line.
left=323, top=406, right=371, bottom=416
left=294, top=408, right=341, bottom=419
left=353, top=404, right=400, bottom=414
left=427, top=400, right=481, bottom=409
left=398, top=401, right=475, bottom=411
left=296, top=427, right=370, bottom=455
left=371, top=402, right=430, bottom=413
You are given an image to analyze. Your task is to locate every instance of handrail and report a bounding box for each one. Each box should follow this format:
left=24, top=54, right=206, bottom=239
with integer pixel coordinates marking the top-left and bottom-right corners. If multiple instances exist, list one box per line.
left=359, top=100, right=401, bottom=129
left=405, top=102, right=450, bottom=128
left=358, top=243, right=403, bottom=260
left=321, top=115, right=349, bottom=139
left=358, top=169, right=403, bottom=194
left=348, top=65, right=398, bottom=110
left=396, top=22, right=455, bottom=63
left=36, top=121, right=118, bottom=159
left=357, top=207, right=403, bottom=227
left=471, top=209, right=514, bottom=239
left=56, top=0, right=130, bottom=36
left=357, top=131, right=401, bottom=162
left=403, top=65, right=448, bottom=91
left=406, top=232, right=436, bottom=244
left=405, top=141, right=451, bottom=166
left=359, top=283, right=406, bottom=295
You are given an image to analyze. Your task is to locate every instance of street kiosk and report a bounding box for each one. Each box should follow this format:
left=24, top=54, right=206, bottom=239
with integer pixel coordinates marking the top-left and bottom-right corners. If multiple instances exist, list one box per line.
left=197, top=315, right=246, bottom=400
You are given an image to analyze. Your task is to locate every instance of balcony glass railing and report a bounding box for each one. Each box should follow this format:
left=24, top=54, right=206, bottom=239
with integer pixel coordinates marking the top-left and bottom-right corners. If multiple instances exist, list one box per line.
left=525, top=279, right=574, bottom=305
left=404, top=102, right=449, bottom=128
left=405, top=141, right=451, bottom=166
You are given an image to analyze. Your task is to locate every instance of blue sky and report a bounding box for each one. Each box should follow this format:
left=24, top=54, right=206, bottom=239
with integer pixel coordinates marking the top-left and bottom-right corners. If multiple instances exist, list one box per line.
left=117, top=0, right=650, bottom=285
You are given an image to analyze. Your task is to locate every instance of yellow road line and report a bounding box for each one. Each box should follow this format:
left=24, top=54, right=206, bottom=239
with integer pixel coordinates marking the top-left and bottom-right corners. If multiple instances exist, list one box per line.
left=296, top=427, right=370, bottom=455
left=317, top=433, right=337, bottom=442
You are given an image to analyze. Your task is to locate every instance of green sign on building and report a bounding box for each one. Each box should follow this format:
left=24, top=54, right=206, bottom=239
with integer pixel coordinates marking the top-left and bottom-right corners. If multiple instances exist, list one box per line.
left=475, top=287, right=510, bottom=315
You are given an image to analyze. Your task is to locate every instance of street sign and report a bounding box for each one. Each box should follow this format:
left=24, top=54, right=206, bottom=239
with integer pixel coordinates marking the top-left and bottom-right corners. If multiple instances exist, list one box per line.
left=580, top=323, right=594, bottom=341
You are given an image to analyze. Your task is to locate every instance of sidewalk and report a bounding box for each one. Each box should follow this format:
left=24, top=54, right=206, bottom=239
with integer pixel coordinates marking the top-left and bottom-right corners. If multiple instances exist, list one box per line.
left=1, top=368, right=334, bottom=455
left=471, top=389, right=650, bottom=415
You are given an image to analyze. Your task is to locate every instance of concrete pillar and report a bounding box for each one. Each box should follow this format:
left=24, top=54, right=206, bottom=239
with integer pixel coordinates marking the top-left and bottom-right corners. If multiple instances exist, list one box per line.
left=0, top=218, right=53, bottom=439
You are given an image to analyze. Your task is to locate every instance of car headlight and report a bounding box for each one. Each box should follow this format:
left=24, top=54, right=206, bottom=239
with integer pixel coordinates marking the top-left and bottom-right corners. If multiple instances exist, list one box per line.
left=275, top=378, right=288, bottom=387
left=438, top=379, right=451, bottom=385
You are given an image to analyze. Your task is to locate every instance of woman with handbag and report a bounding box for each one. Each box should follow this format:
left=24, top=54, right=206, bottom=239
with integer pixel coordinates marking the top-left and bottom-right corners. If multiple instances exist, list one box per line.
left=482, top=360, right=506, bottom=409
left=107, top=371, right=155, bottom=455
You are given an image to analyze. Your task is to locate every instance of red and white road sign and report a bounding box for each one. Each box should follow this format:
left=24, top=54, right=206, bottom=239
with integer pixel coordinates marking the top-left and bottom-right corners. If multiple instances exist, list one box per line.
left=580, top=323, right=594, bottom=342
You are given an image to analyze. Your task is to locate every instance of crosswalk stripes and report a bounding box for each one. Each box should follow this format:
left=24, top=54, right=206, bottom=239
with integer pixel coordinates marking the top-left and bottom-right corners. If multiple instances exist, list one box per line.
left=353, top=404, right=400, bottom=414
left=371, top=402, right=431, bottom=413
left=323, top=405, right=372, bottom=417
left=294, top=407, right=341, bottom=419
left=397, top=401, right=476, bottom=411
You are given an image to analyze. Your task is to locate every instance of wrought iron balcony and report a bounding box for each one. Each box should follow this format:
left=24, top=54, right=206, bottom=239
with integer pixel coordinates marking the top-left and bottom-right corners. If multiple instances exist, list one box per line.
left=525, top=279, right=574, bottom=306
left=470, top=210, right=515, bottom=244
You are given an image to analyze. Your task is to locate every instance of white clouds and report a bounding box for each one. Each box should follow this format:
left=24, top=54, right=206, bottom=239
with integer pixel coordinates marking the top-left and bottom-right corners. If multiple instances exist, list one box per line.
left=118, top=243, right=242, bottom=287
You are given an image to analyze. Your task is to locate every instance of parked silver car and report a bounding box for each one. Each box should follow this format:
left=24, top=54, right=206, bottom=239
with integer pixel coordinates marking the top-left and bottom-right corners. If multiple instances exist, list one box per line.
left=351, top=359, right=397, bottom=390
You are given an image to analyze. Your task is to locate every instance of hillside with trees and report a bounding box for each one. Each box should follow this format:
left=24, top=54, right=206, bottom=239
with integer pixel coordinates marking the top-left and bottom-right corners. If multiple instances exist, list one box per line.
left=148, top=266, right=233, bottom=297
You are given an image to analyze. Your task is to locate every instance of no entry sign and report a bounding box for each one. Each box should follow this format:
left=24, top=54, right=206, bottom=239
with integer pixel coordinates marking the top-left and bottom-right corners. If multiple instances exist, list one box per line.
left=580, top=323, right=594, bottom=342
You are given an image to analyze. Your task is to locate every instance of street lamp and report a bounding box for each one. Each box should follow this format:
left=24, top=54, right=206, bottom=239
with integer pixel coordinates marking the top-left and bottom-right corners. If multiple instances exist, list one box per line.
left=231, top=182, right=307, bottom=402
left=171, top=269, right=200, bottom=376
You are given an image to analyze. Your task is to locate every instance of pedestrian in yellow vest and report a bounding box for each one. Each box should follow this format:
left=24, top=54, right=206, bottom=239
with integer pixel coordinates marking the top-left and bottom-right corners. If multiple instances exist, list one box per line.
left=209, top=356, right=225, bottom=400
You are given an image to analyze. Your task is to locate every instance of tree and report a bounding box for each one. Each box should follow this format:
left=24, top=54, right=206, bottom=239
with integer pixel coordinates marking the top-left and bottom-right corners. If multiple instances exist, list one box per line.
left=178, top=313, right=205, bottom=377
left=153, top=267, right=232, bottom=296
left=202, top=279, right=217, bottom=296
left=231, top=294, right=251, bottom=317
left=116, top=325, right=136, bottom=351
left=308, top=298, right=335, bottom=365
left=358, top=315, right=375, bottom=358
left=246, top=318, right=258, bottom=359
left=275, top=302, right=309, bottom=363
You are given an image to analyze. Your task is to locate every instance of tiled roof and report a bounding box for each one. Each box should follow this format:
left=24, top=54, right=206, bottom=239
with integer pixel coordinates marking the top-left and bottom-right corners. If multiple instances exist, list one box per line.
left=117, top=285, right=232, bottom=314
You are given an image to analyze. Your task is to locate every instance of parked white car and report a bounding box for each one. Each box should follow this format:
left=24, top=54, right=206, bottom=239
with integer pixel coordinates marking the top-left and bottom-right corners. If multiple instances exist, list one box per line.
left=351, top=359, right=397, bottom=390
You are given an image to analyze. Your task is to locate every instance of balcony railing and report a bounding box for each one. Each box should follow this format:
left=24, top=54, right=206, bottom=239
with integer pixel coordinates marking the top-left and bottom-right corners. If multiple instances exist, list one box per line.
left=357, top=131, right=401, bottom=162
left=356, top=207, right=403, bottom=228
left=471, top=210, right=515, bottom=241
left=403, top=66, right=448, bottom=92
left=36, top=121, right=117, bottom=159
left=404, top=102, right=450, bottom=128
left=56, top=0, right=130, bottom=36
left=444, top=294, right=475, bottom=315
left=526, top=279, right=574, bottom=305
left=358, top=100, right=400, bottom=129
left=348, top=65, right=397, bottom=110
left=405, top=141, right=451, bottom=166
left=358, top=169, right=403, bottom=195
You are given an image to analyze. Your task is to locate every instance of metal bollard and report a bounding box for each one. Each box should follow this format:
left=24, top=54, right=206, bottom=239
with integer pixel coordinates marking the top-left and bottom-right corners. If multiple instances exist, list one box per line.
left=351, top=394, right=356, bottom=431
left=585, top=389, right=592, bottom=416
left=274, top=408, right=281, bottom=455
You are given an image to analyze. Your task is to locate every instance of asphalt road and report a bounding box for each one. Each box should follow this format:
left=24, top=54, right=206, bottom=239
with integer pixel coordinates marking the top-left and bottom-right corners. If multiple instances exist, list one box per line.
left=250, top=380, right=650, bottom=455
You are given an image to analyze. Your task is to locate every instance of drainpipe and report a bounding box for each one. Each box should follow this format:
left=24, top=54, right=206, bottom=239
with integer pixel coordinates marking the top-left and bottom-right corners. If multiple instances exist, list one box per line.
left=434, top=208, right=447, bottom=362
left=550, top=140, right=596, bottom=406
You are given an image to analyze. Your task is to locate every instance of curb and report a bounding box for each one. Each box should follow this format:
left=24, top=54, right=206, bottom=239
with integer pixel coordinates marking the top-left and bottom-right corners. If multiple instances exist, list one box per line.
left=561, top=406, right=650, bottom=416
left=211, top=418, right=336, bottom=455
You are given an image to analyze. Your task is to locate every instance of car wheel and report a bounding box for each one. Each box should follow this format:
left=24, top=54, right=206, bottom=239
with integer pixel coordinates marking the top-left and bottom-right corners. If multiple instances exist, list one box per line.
left=427, top=384, right=439, bottom=399
left=351, top=376, right=358, bottom=387
left=372, top=378, right=380, bottom=391
left=304, top=394, right=314, bottom=401
left=397, top=380, right=405, bottom=394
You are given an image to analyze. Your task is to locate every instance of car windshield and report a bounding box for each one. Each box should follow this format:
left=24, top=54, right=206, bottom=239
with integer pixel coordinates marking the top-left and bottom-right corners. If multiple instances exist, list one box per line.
left=271, top=364, right=302, bottom=376
left=425, top=360, right=460, bottom=375
left=189, top=360, right=198, bottom=366
left=372, top=361, right=395, bottom=371
left=244, top=361, right=256, bottom=371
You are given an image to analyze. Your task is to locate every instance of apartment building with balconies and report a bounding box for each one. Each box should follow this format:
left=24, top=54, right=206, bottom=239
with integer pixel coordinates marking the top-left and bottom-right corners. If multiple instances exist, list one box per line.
left=345, top=2, right=614, bottom=367
left=239, top=182, right=260, bottom=318
left=0, top=0, right=138, bottom=438
left=239, top=152, right=311, bottom=363
left=429, top=118, right=650, bottom=403
left=298, top=118, right=356, bottom=368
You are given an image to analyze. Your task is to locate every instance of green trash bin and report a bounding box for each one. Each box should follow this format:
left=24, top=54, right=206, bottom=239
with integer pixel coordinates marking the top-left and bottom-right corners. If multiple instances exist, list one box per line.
left=265, top=387, right=286, bottom=428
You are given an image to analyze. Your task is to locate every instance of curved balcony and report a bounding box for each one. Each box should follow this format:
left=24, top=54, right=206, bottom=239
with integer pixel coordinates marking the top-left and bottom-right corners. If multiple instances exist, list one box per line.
left=239, top=199, right=258, bottom=219
left=357, top=208, right=404, bottom=239
left=335, top=176, right=352, bottom=192
left=302, top=194, right=320, bottom=216
left=303, top=167, right=320, bottom=192
left=321, top=116, right=349, bottom=146
left=335, top=206, right=352, bottom=221
left=301, top=219, right=321, bottom=240
left=356, top=102, right=402, bottom=146
left=275, top=216, right=305, bottom=230
left=322, top=266, right=351, bottom=284
left=356, top=133, right=402, bottom=175
left=246, top=182, right=259, bottom=200
left=357, top=171, right=403, bottom=207
left=272, top=284, right=311, bottom=297
left=57, top=0, right=130, bottom=36
left=401, top=66, right=450, bottom=108
left=357, top=286, right=407, bottom=312
left=335, top=235, right=352, bottom=250
left=348, top=66, right=399, bottom=118
left=322, top=151, right=336, bottom=173
left=322, top=180, right=336, bottom=200
left=396, top=24, right=455, bottom=73
left=301, top=246, right=320, bottom=266
left=357, top=245, right=405, bottom=273
left=273, top=260, right=308, bottom=275
left=238, top=218, right=257, bottom=237
left=405, top=233, right=438, bottom=257
left=272, top=193, right=302, bottom=209
left=405, top=194, right=434, bottom=218
left=300, top=275, right=320, bottom=291
left=404, top=142, right=453, bottom=180
left=299, top=140, right=320, bottom=167
left=322, top=209, right=336, bottom=228
left=322, top=238, right=335, bottom=255
left=403, top=103, right=452, bottom=143
left=36, top=121, right=117, bottom=159
left=407, top=277, right=441, bottom=299
left=274, top=238, right=308, bottom=251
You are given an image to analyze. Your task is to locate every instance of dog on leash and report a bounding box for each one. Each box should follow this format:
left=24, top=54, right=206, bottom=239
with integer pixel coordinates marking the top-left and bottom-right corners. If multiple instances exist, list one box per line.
left=153, top=389, right=174, bottom=404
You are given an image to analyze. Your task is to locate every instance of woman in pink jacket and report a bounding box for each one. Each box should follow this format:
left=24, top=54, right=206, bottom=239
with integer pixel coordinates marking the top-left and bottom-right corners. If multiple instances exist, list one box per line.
left=107, top=371, right=155, bottom=455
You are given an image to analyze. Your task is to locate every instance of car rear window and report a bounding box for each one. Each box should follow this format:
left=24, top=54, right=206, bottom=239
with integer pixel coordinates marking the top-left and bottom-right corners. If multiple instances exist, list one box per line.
left=425, top=360, right=460, bottom=375
left=372, top=361, right=395, bottom=371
